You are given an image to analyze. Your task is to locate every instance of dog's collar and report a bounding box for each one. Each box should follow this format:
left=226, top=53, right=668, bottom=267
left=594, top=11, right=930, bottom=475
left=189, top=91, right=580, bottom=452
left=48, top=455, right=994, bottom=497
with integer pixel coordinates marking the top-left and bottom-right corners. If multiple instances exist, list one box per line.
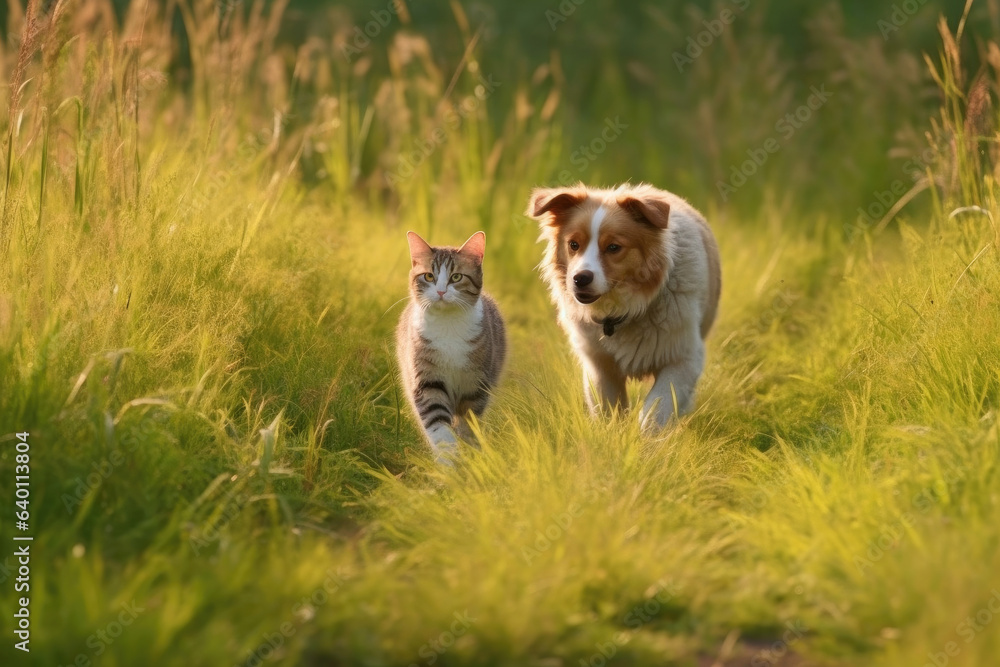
left=596, top=314, right=628, bottom=337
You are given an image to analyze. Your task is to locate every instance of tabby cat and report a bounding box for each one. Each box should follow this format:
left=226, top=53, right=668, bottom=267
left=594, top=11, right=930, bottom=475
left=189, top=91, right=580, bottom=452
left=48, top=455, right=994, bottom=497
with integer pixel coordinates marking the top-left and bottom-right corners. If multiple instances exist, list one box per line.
left=396, top=231, right=507, bottom=463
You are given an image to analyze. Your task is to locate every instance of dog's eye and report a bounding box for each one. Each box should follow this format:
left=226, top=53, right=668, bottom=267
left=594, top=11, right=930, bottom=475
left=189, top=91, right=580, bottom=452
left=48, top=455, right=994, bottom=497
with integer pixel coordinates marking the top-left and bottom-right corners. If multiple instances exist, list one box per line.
left=568, top=240, right=580, bottom=251
left=423, top=272, right=435, bottom=281
left=606, top=243, right=622, bottom=253
left=450, top=273, right=462, bottom=283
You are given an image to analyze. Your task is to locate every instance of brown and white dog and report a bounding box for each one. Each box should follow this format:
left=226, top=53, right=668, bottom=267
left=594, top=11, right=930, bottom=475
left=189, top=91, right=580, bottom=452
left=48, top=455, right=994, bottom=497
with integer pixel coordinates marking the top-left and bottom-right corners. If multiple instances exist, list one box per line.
left=526, top=183, right=721, bottom=430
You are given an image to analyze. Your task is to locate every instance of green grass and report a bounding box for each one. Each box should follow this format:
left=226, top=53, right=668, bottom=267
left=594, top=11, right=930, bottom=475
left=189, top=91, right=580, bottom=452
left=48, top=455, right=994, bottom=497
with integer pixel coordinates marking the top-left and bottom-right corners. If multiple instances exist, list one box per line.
left=2, top=0, right=1000, bottom=665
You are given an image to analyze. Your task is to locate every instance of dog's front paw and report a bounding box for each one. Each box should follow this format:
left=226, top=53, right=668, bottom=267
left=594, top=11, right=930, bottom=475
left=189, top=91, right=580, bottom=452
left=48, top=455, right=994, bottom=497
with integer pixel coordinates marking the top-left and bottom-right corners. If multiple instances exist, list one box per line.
left=639, top=390, right=685, bottom=433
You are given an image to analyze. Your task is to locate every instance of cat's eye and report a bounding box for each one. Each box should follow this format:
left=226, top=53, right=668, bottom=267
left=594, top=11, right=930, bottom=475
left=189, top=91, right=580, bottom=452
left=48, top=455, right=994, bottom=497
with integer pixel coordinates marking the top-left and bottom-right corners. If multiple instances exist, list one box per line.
left=423, top=272, right=435, bottom=281
left=568, top=240, right=580, bottom=251
left=450, top=273, right=463, bottom=283
left=606, top=243, right=622, bottom=253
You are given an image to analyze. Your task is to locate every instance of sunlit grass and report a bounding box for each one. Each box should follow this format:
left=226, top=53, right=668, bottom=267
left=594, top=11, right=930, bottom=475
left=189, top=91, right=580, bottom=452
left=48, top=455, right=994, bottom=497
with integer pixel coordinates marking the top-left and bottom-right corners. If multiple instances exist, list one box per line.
left=1, top=0, right=999, bottom=665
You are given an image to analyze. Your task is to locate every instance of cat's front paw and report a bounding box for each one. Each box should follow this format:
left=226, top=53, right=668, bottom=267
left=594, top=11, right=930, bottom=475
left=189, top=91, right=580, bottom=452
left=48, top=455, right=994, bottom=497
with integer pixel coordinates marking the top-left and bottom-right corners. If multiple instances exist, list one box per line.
left=431, top=441, right=459, bottom=466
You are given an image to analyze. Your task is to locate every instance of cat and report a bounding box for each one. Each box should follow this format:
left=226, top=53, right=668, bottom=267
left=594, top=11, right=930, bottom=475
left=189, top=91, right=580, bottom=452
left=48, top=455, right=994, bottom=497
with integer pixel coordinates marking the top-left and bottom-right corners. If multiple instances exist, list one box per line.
left=396, top=230, right=507, bottom=463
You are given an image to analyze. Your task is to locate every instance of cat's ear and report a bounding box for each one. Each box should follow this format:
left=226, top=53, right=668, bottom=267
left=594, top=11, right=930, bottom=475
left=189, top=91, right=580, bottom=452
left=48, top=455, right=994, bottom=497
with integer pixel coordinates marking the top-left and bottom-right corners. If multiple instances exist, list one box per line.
left=406, top=231, right=433, bottom=266
left=458, top=231, right=486, bottom=263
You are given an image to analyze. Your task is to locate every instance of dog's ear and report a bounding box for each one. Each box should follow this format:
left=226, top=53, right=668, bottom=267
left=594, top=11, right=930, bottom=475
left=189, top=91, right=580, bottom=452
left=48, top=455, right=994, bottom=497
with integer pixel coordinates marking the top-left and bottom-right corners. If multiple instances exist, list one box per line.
left=458, top=231, right=486, bottom=264
left=526, top=186, right=588, bottom=224
left=406, top=231, right=433, bottom=267
left=617, top=193, right=671, bottom=229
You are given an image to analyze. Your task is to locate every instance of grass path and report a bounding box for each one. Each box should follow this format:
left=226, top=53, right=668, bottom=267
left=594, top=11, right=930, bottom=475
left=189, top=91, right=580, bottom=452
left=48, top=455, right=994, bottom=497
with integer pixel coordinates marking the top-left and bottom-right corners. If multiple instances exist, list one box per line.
left=3, top=181, right=998, bottom=666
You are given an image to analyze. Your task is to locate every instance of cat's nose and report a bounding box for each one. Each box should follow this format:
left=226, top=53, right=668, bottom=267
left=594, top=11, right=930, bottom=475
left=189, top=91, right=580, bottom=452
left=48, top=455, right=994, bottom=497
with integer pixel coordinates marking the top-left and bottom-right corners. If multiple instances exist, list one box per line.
left=436, top=290, right=446, bottom=297
left=573, top=271, right=594, bottom=288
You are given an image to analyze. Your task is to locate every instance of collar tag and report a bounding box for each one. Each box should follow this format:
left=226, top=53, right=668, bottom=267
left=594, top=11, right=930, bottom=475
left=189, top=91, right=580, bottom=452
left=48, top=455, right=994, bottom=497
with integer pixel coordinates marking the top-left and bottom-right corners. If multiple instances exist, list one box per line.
left=602, top=315, right=627, bottom=337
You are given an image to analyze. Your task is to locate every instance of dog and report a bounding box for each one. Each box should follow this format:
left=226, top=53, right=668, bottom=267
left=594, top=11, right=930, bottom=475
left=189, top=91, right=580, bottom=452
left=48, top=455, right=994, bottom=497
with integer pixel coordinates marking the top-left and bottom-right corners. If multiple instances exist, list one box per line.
left=526, top=182, right=721, bottom=430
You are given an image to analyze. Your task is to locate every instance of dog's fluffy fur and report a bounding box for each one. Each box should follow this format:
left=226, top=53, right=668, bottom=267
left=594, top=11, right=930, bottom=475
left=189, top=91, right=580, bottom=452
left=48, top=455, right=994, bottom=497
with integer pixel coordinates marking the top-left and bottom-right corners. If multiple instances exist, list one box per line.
left=527, top=183, right=721, bottom=429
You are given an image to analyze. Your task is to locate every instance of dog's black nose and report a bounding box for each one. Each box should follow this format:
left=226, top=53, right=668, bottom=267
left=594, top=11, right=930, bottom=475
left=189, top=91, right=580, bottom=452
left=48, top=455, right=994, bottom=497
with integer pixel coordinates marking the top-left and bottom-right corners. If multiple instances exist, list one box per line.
left=573, top=271, right=594, bottom=288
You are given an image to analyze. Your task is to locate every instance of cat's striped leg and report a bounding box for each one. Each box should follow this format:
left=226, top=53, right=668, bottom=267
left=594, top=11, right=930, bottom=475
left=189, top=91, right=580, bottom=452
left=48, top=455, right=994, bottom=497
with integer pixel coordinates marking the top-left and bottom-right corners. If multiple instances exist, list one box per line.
left=455, top=385, right=491, bottom=448
left=414, top=379, right=458, bottom=463
left=426, top=421, right=459, bottom=464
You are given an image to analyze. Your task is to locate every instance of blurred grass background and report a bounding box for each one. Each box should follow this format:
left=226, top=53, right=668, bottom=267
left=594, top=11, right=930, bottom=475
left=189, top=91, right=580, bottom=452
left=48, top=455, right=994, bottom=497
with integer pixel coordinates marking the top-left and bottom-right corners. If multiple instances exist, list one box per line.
left=1, top=0, right=1000, bottom=665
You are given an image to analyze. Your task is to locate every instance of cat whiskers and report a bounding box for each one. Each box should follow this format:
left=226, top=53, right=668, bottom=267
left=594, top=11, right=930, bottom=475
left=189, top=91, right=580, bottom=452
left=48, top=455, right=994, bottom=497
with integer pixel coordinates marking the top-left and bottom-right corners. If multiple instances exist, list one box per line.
left=380, top=295, right=414, bottom=320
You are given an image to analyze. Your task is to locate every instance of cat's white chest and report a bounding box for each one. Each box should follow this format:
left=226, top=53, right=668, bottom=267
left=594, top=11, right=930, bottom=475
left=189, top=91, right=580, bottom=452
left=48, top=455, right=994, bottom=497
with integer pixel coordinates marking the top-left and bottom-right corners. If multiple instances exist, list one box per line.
left=413, top=300, right=483, bottom=363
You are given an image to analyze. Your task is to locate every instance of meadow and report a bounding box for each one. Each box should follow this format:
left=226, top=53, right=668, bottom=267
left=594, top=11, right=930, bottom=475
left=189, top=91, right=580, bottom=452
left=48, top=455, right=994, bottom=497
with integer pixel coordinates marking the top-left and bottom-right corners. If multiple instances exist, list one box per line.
left=1, top=0, right=1000, bottom=665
